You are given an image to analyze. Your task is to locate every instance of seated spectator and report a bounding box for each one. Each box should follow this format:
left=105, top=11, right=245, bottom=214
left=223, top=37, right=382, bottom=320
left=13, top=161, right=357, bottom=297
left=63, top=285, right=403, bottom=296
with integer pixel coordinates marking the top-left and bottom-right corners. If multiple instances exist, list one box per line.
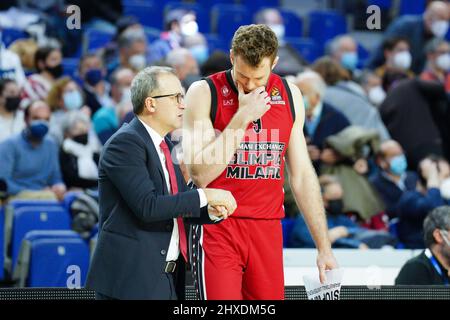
left=294, top=70, right=350, bottom=173
left=379, top=77, right=449, bottom=169
left=0, top=79, right=25, bottom=142
left=60, top=112, right=100, bottom=190
left=370, top=140, right=418, bottom=218
left=93, top=67, right=135, bottom=144
left=165, top=48, right=200, bottom=90
left=421, top=38, right=450, bottom=93
left=374, top=37, right=414, bottom=79
left=359, top=71, right=386, bottom=107
left=22, top=46, right=63, bottom=105
left=183, top=33, right=209, bottom=67
left=254, top=8, right=306, bottom=76
left=395, top=206, right=450, bottom=285
left=313, top=57, right=391, bottom=141
left=78, top=53, right=114, bottom=116
left=291, top=175, right=396, bottom=249
left=327, top=34, right=361, bottom=78
left=0, top=100, right=66, bottom=200
left=367, top=0, right=450, bottom=73
left=321, top=126, right=386, bottom=221
left=47, top=76, right=91, bottom=144
left=396, top=156, right=446, bottom=248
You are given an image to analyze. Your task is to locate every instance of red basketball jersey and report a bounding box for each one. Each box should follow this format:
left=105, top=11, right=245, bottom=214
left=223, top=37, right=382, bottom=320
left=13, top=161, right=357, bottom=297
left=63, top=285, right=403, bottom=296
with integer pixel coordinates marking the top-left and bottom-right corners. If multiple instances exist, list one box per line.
left=204, top=70, right=296, bottom=219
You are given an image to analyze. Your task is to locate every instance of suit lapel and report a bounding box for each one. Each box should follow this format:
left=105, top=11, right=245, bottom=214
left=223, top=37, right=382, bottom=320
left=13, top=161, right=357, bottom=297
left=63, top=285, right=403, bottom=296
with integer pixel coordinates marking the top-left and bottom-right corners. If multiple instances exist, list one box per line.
left=129, top=118, right=168, bottom=194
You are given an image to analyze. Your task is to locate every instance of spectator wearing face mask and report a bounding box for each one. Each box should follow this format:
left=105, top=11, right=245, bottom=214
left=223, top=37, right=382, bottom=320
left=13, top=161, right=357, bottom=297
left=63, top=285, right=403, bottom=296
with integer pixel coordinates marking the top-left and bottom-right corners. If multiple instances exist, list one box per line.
left=47, top=77, right=91, bottom=144
left=0, top=79, right=25, bottom=142
left=370, top=140, right=419, bottom=218
left=328, top=34, right=363, bottom=82
left=78, top=53, right=114, bottom=116
left=396, top=206, right=450, bottom=285
left=22, top=46, right=63, bottom=105
left=60, top=112, right=100, bottom=190
left=92, top=67, right=135, bottom=144
left=367, top=1, right=450, bottom=73
left=253, top=8, right=306, bottom=76
left=359, top=71, right=386, bottom=107
left=149, top=9, right=204, bottom=64
left=291, top=175, right=396, bottom=249
left=421, top=38, right=450, bottom=93
left=0, top=100, right=66, bottom=200
left=396, top=156, right=446, bottom=248
left=375, top=37, right=414, bottom=79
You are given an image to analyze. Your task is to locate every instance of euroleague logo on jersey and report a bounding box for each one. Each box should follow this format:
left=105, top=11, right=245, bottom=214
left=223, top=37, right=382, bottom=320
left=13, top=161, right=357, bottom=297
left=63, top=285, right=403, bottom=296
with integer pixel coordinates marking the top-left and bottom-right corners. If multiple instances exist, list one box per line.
left=270, top=86, right=285, bottom=105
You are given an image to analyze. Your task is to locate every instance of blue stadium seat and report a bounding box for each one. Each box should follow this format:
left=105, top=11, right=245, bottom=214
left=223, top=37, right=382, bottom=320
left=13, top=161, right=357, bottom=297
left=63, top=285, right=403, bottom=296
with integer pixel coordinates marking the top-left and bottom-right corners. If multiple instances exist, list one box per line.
left=399, top=0, right=426, bottom=15
left=123, top=1, right=164, bottom=30
left=62, top=58, right=79, bottom=79
left=212, top=4, right=252, bottom=45
left=204, top=33, right=230, bottom=53
left=240, top=0, right=280, bottom=12
left=280, top=9, right=303, bottom=38
left=196, top=0, right=236, bottom=10
left=285, top=37, right=320, bottom=64
left=367, top=0, right=392, bottom=10
left=357, top=42, right=370, bottom=68
left=27, top=237, right=89, bottom=287
left=10, top=205, right=71, bottom=270
left=308, top=10, right=347, bottom=53
left=164, top=2, right=210, bottom=34
left=84, top=29, right=114, bottom=52
left=0, top=206, right=4, bottom=281
left=1, top=28, right=29, bottom=47
left=281, top=217, right=296, bottom=248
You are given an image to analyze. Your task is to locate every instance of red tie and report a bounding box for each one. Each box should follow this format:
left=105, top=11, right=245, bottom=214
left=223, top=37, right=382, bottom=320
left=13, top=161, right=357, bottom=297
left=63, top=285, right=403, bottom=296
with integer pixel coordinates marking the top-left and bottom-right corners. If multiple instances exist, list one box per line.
left=160, top=140, right=188, bottom=262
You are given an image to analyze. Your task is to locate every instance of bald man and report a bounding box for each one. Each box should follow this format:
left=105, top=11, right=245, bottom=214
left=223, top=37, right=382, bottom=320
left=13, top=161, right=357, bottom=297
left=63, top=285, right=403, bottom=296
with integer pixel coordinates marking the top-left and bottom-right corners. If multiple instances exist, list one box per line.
left=369, top=140, right=418, bottom=218
left=368, top=0, right=450, bottom=73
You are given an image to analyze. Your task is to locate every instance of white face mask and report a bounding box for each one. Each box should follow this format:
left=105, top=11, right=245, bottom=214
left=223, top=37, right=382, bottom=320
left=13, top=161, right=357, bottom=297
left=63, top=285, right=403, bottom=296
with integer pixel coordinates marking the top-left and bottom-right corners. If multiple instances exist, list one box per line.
left=436, top=53, right=450, bottom=71
left=368, top=85, right=386, bottom=106
left=431, top=20, right=449, bottom=38
left=180, top=20, right=198, bottom=37
left=392, top=51, right=412, bottom=70
left=440, top=178, right=450, bottom=200
left=128, top=54, right=147, bottom=71
left=120, top=86, right=131, bottom=105
left=269, top=24, right=285, bottom=40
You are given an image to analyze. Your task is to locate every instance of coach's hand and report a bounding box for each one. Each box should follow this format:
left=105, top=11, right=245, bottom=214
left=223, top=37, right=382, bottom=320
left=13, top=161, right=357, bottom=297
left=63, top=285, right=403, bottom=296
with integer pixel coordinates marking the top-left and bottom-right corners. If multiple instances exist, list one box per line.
left=203, top=188, right=237, bottom=217
left=236, top=82, right=271, bottom=124
left=316, top=249, right=339, bottom=284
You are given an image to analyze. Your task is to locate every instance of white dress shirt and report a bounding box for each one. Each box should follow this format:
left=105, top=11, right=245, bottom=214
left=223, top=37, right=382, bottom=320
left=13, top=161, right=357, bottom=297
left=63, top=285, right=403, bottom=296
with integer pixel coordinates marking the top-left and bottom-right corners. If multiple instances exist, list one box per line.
left=138, top=118, right=207, bottom=261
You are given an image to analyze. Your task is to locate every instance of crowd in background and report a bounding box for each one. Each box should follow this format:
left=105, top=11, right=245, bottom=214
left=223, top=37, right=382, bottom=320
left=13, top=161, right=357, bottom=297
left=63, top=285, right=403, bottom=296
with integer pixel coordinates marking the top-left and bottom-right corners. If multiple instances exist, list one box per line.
left=0, top=0, right=449, bottom=252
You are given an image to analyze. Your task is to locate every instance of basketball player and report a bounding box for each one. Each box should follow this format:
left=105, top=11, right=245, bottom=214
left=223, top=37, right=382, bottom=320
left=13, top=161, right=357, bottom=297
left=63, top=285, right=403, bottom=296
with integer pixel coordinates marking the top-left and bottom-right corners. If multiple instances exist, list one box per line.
left=183, top=24, right=338, bottom=300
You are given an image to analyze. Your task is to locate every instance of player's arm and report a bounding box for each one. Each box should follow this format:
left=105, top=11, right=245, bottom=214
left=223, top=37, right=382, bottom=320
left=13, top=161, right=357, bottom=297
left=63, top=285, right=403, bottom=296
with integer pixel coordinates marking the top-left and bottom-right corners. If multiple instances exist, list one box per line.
left=183, top=80, right=269, bottom=188
left=285, top=82, right=338, bottom=283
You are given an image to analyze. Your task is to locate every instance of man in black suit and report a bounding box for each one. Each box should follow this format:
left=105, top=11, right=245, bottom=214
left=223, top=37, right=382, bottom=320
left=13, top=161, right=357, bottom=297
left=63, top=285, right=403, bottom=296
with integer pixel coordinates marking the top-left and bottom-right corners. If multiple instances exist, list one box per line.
left=85, top=66, right=237, bottom=300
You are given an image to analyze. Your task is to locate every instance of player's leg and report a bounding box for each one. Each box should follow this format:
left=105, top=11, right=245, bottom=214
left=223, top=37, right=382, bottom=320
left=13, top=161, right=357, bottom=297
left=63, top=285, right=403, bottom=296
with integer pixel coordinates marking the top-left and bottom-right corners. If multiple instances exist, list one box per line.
left=242, top=219, right=284, bottom=300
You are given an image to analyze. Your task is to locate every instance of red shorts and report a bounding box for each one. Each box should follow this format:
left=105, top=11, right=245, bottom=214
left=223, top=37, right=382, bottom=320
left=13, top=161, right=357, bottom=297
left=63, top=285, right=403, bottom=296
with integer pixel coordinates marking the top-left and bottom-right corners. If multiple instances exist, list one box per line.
left=190, top=218, right=284, bottom=300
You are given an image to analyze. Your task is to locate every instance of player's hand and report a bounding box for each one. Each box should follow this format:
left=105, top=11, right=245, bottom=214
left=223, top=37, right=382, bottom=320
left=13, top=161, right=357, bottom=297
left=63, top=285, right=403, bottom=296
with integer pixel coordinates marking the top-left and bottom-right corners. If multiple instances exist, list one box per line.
left=316, top=249, right=339, bottom=284
left=236, top=82, right=271, bottom=123
left=203, top=188, right=237, bottom=216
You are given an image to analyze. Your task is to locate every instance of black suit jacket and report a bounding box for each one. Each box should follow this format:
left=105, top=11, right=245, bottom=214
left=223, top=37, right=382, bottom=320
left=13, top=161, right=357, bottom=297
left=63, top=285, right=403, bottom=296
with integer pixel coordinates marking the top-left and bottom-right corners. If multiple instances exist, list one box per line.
left=85, top=117, right=211, bottom=299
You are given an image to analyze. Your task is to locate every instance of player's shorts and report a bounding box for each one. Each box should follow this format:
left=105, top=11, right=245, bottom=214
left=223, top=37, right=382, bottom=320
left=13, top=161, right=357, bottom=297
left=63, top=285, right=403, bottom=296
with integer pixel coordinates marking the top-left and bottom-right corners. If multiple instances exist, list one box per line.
left=190, top=217, right=284, bottom=300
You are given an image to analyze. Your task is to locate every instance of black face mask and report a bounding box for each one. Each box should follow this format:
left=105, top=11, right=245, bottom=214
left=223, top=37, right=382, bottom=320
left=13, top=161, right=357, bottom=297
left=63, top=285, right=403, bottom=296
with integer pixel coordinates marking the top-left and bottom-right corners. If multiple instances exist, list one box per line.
left=327, top=199, right=344, bottom=216
left=5, top=96, right=21, bottom=112
left=45, top=64, right=63, bottom=78
left=72, top=133, right=89, bottom=145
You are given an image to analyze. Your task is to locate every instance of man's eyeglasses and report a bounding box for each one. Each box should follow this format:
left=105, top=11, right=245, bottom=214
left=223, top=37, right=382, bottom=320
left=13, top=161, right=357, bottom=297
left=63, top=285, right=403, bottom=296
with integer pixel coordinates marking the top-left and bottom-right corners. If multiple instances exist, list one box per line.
left=151, top=92, right=184, bottom=104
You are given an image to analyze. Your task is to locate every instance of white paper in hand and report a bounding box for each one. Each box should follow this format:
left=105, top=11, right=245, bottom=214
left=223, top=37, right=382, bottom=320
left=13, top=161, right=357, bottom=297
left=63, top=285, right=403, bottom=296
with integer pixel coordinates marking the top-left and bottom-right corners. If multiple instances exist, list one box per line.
left=303, top=269, right=343, bottom=300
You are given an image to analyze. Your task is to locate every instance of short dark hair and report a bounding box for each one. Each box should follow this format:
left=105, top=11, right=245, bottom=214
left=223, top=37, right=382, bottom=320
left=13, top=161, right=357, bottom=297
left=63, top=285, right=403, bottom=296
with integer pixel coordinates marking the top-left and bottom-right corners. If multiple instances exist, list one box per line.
left=34, top=46, right=59, bottom=72
left=423, top=206, right=450, bottom=247
left=231, top=24, right=278, bottom=67
left=382, top=37, right=409, bottom=52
